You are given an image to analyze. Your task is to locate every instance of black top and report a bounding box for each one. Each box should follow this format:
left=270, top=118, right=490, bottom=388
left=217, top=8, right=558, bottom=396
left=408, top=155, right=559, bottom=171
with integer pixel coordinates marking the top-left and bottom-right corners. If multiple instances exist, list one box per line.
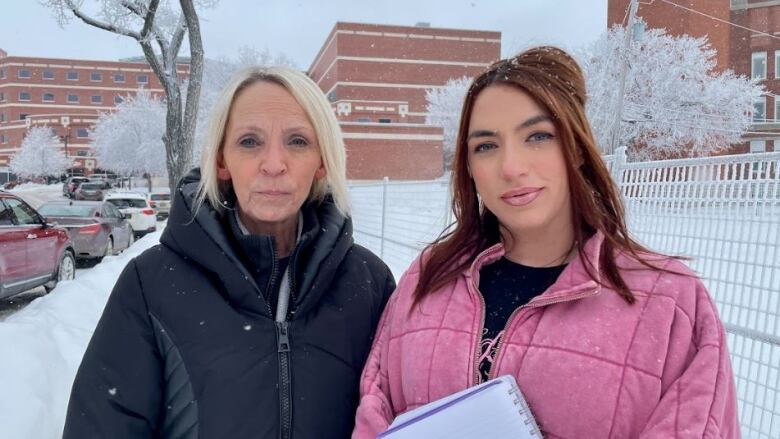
left=63, top=168, right=396, bottom=439
left=478, top=257, right=566, bottom=382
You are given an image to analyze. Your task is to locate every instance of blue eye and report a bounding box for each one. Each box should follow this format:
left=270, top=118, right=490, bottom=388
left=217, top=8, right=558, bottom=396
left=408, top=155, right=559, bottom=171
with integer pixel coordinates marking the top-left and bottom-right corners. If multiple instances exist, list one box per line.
left=528, top=132, right=553, bottom=142
left=239, top=137, right=260, bottom=148
left=289, top=136, right=309, bottom=147
left=474, top=142, right=497, bottom=153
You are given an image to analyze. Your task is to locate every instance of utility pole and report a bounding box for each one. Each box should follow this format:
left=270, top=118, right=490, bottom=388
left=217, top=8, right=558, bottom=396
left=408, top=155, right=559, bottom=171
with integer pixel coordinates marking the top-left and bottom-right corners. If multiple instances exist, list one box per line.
left=608, top=0, right=640, bottom=155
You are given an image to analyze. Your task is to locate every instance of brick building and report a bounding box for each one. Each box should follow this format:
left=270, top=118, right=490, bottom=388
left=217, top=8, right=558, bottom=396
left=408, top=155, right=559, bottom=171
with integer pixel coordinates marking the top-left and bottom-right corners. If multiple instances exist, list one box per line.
left=308, top=22, right=501, bottom=179
left=608, top=0, right=780, bottom=154
left=1, top=21, right=500, bottom=182
left=0, top=49, right=177, bottom=178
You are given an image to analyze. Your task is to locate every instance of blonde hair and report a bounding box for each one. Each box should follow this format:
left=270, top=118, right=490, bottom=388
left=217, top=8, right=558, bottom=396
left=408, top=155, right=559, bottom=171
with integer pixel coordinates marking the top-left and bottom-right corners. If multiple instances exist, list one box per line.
left=196, top=66, right=350, bottom=217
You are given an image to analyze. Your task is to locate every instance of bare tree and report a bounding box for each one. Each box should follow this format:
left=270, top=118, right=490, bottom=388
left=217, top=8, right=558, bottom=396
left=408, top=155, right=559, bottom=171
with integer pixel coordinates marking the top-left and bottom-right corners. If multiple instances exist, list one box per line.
left=42, top=0, right=216, bottom=192
left=425, top=76, right=472, bottom=171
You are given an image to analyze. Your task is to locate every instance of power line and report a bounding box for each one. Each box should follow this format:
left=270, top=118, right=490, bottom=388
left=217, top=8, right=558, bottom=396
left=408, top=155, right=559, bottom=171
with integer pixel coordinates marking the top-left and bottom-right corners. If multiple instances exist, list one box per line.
left=657, top=0, right=780, bottom=42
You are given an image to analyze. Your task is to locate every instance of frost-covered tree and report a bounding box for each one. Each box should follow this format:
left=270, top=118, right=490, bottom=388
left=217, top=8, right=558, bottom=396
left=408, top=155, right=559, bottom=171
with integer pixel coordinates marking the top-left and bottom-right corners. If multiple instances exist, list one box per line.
left=42, top=0, right=216, bottom=192
left=425, top=76, right=471, bottom=170
left=91, top=89, right=167, bottom=181
left=10, top=126, right=70, bottom=178
left=580, top=23, right=763, bottom=160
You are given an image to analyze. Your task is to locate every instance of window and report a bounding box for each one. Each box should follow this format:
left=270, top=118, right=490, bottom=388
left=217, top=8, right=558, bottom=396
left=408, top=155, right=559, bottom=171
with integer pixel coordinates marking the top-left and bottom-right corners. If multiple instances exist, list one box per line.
left=753, top=97, right=766, bottom=122
left=43, top=92, right=55, bottom=102
left=5, top=198, right=40, bottom=225
left=0, top=68, right=6, bottom=79
left=378, top=118, right=392, bottom=123
left=114, top=95, right=124, bottom=104
left=0, top=113, right=5, bottom=122
left=357, top=117, right=371, bottom=123
left=67, top=94, right=79, bottom=103
left=76, top=150, right=88, bottom=157
left=0, top=134, right=6, bottom=144
left=752, top=52, right=767, bottom=80
left=66, top=71, right=78, bottom=81
left=17, top=69, right=30, bottom=79
left=43, top=70, right=54, bottom=80
left=18, top=91, right=31, bottom=101
left=137, top=74, right=149, bottom=84
left=750, top=140, right=766, bottom=153
left=0, top=92, right=4, bottom=101
left=775, top=98, right=780, bottom=123
left=76, top=128, right=89, bottom=138
left=113, top=72, right=125, bottom=83
left=19, top=113, right=28, bottom=120
left=90, top=72, right=102, bottom=82
left=91, top=95, right=102, bottom=104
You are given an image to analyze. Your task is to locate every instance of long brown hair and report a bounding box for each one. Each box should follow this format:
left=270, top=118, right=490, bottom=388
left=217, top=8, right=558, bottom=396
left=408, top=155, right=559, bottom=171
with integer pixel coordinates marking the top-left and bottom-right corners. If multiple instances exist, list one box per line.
left=414, top=46, right=666, bottom=306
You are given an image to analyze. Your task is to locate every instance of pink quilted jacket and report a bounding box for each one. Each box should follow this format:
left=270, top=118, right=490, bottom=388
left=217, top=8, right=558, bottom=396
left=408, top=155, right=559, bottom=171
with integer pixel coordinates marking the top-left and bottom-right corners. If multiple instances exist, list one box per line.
left=353, top=233, right=741, bottom=439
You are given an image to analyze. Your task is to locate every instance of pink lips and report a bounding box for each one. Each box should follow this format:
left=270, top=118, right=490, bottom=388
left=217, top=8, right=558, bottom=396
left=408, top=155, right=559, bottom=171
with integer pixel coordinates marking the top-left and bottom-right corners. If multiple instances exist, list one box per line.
left=500, top=187, right=543, bottom=207
left=257, top=190, right=290, bottom=197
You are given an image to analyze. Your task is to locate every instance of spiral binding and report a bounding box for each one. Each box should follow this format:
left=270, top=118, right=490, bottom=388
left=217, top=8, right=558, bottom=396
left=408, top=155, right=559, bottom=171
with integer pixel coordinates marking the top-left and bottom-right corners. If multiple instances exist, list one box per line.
left=507, top=384, right=543, bottom=437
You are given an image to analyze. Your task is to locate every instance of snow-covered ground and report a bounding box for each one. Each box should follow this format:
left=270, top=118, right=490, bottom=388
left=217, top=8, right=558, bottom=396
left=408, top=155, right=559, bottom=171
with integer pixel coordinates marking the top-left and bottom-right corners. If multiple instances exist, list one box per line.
left=0, top=231, right=163, bottom=438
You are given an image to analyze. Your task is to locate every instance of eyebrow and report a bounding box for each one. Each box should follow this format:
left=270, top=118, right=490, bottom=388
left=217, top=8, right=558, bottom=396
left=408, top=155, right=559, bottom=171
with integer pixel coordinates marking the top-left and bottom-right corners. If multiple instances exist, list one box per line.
left=466, top=114, right=553, bottom=141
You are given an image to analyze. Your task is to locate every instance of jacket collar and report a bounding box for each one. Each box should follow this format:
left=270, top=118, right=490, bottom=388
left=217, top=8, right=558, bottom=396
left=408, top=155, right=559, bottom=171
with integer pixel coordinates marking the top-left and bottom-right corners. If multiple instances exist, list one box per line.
left=160, top=168, right=353, bottom=319
left=464, top=232, right=605, bottom=307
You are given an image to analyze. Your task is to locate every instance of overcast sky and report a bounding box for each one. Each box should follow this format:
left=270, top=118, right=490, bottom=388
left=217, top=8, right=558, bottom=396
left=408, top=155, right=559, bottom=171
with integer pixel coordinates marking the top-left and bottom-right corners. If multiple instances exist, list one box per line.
left=1, top=1, right=607, bottom=69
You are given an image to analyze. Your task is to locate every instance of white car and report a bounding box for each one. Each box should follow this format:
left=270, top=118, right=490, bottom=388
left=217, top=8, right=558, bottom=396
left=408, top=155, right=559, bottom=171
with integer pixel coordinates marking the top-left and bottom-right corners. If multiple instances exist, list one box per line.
left=104, top=192, right=157, bottom=238
left=147, top=189, right=171, bottom=220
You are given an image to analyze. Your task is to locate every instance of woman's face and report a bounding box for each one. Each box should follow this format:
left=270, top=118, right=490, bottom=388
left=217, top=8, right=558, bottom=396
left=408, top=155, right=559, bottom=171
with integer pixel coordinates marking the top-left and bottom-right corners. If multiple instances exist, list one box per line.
left=217, top=81, right=325, bottom=232
left=466, top=84, right=572, bottom=240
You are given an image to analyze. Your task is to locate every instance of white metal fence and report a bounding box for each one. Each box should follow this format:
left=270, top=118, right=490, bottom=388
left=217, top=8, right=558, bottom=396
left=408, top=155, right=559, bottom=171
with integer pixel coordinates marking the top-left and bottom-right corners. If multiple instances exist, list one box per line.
left=348, top=148, right=780, bottom=439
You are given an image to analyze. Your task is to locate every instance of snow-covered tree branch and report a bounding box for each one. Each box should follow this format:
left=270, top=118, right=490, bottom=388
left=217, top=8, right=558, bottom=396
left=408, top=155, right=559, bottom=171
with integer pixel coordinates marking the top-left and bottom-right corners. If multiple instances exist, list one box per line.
left=10, top=127, right=70, bottom=178
left=41, top=0, right=217, bottom=192
left=425, top=76, right=471, bottom=171
left=579, top=23, right=763, bottom=160
left=91, top=89, right=167, bottom=178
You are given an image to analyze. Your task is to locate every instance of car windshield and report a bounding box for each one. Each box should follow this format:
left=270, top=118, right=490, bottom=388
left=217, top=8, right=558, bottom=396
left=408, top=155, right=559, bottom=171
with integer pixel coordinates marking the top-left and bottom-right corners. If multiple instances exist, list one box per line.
left=107, top=198, right=147, bottom=208
left=150, top=194, right=170, bottom=201
left=80, top=183, right=102, bottom=190
left=38, top=204, right=95, bottom=217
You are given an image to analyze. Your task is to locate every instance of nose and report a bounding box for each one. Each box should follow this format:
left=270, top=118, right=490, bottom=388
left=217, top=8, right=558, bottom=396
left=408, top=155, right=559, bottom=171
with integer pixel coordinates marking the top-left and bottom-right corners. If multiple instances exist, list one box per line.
left=260, top=142, right=287, bottom=176
left=500, top=143, right=529, bottom=180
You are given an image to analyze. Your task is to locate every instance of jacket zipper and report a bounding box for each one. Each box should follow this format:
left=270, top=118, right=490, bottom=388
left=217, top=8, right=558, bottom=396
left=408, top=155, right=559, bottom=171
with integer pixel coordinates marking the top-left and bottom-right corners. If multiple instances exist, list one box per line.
left=277, top=243, right=302, bottom=439
left=486, top=289, right=599, bottom=380
left=276, top=320, right=292, bottom=439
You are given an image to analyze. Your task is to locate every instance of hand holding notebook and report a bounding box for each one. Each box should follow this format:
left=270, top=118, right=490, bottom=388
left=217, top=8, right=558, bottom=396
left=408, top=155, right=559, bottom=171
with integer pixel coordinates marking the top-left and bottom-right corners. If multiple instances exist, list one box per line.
left=378, top=375, right=542, bottom=439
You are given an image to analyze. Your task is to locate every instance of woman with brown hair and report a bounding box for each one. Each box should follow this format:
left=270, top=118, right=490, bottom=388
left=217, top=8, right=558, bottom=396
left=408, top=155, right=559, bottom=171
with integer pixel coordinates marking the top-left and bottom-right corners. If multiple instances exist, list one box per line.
left=352, top=47, right=740, bottom=438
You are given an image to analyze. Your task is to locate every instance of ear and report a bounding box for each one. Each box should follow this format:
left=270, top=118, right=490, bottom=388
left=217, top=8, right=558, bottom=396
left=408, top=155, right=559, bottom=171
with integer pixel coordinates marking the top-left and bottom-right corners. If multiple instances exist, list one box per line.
left=216, top=151, right=231, bottom=181
left=314, top=163, right=326, bottom=181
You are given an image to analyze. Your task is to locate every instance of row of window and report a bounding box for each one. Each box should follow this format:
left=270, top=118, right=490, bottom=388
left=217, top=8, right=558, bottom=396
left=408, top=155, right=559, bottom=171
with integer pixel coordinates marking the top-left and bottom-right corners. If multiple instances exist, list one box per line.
left=0, top=129, right=90, bottom=144
left=0, top=67, right=148, bottom=84
left=0, top=91, right=124, bottom=105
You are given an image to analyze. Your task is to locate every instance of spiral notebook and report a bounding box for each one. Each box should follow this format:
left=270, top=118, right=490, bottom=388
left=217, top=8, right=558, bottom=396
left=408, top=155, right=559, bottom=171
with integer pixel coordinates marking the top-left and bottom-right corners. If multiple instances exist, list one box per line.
left=377, top=375, right=542, bottom=439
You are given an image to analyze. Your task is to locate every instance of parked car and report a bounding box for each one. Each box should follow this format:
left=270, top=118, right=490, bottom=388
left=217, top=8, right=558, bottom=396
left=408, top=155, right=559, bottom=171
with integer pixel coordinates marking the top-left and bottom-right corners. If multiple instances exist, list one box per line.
left=0, top=192, right=76, bottom=300
left=87, top=173, right=118, bottom=188
left=104, top=192, right=157, bottom=238
left=38, top=200, right=134, bottom=261
left=147, top=189, right=171, bottom=220
left=63, top=176, right=90, bottom=198
left=74, top=182, right=106, bottom=201
left=3, top=181, right=19, bottom=190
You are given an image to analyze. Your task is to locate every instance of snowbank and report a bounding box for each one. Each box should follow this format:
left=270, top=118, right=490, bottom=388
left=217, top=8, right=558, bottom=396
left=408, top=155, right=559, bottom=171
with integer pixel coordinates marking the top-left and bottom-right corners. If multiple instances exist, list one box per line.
left=0, top=230, right=163, bottom=439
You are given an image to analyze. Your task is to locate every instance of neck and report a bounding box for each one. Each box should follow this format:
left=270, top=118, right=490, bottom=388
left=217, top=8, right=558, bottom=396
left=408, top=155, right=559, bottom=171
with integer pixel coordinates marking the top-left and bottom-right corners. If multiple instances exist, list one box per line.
left=236, top=209, right=298, bottom=258
left=501, top=221, right=575, bottom=268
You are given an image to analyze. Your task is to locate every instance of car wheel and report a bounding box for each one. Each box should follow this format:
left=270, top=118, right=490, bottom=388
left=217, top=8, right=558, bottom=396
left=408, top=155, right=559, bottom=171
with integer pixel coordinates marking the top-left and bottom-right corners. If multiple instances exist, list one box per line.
left=44, top=250, right=76, bottom=293
left=127, top=230, right=135, bottom=248
left=97, top=237, right=114, bottom=262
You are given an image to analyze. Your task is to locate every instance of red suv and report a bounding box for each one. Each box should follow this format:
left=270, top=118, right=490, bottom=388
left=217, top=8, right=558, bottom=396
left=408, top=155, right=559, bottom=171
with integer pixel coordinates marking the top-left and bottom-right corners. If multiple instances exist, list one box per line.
left=0, top=191, right=76, bottom=300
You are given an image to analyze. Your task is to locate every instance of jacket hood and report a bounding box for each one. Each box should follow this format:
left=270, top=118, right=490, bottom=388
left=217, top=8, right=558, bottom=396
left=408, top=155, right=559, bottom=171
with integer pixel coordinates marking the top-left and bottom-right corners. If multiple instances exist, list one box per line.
left=160, top=168, right=354, bottom=319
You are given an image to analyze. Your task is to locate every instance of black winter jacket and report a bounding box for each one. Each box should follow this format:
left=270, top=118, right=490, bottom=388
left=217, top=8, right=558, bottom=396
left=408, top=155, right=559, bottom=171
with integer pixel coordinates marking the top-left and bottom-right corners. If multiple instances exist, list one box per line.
left=63, top=170, right=395, bottom=439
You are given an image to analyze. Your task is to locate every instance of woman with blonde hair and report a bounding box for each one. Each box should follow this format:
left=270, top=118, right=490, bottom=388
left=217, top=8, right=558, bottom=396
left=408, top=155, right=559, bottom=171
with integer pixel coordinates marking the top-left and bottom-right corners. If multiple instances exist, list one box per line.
left=64, top=66, right=395, bottom=439
left=353, top=47, right=740, bottom=438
